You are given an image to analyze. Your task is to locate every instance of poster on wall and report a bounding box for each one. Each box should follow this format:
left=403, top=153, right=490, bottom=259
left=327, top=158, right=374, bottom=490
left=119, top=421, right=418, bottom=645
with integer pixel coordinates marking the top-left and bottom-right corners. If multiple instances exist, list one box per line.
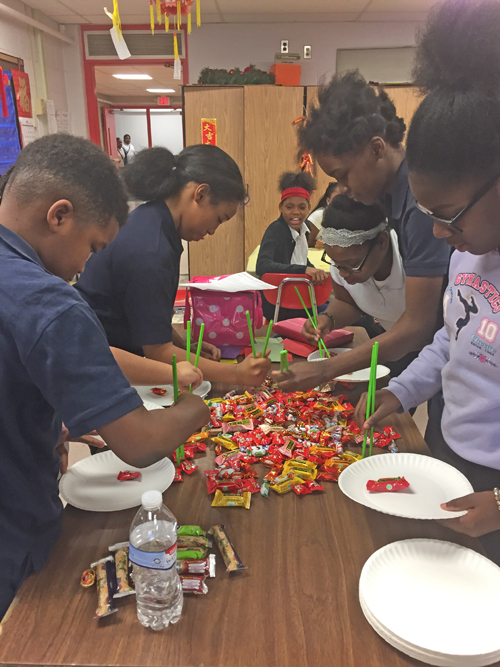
left=56, top=111, right=70, bottom=133
left=0, top=70, right=21, bottom=173
left=201, top=118, right=217, bottom=145
left=11, top=70, right=32, bottom=119
left=46, top=99, right=58, bottom=134
left=19, top=117, right=38, bottom=146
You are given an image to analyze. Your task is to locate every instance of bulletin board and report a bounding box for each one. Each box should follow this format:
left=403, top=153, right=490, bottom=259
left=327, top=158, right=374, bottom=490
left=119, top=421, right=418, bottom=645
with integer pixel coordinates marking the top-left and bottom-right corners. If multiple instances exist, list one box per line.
left=0, top=71, right=21, bottom=174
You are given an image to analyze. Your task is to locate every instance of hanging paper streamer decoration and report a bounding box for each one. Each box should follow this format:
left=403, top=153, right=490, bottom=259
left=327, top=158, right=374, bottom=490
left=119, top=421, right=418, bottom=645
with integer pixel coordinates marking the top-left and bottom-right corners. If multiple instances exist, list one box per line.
left=105, top=0, right=131, bottom=59
left=149, top=0, right=199, bottom=34
left=173, top=32, right=179, bottom=60
left=105, top=0, right=123, bottom=40
left=150, top=0, right=155, bottom=33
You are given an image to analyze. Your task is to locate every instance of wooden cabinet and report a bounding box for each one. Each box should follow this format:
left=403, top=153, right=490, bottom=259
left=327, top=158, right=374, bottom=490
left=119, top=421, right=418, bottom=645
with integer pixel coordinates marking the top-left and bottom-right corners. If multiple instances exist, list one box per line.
left=183, top=85, right=304, bottom=277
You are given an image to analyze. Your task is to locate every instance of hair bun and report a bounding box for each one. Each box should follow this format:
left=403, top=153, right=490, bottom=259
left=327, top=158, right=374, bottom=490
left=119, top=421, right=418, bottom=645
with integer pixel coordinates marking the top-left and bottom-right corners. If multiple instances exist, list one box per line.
left=413, top=0, right=500, bottom=94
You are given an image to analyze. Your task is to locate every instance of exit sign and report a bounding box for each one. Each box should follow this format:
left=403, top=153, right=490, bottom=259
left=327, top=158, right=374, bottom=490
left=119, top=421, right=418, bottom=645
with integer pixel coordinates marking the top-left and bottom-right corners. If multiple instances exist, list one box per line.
left=157, top=96, right=170, bottom=105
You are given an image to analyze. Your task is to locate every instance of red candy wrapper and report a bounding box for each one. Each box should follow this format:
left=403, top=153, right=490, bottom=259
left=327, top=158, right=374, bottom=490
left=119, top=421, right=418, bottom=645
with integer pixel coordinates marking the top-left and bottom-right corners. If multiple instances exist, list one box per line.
left=173, top=468, right=183, bottom=482
left=366, top=477, right=410, bottom=492
left=180, top=575, right=208, bottom=594
left=181, top=460, right=199, bottom=475
left=151, top=387, right=167, bottom=396
left=117, top=471, right=141, bottom=482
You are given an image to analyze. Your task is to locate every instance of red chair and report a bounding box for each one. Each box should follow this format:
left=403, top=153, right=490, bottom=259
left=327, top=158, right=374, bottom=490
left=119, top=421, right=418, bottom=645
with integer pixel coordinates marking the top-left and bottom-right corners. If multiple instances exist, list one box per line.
left=261, top=273, right=332, bottom=323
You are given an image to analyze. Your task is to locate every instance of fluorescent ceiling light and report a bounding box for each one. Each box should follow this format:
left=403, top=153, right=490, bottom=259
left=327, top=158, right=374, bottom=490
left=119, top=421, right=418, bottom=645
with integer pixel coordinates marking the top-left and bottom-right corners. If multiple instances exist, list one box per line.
left=113, top=74, right=152, bottom=80
left=146, top=88, right=176, bottom=93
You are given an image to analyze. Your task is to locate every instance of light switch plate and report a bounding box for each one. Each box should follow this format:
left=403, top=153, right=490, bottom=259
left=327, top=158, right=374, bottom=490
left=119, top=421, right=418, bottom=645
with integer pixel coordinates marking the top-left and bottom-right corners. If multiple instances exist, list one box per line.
left=304, top=45, right=312, bottom=59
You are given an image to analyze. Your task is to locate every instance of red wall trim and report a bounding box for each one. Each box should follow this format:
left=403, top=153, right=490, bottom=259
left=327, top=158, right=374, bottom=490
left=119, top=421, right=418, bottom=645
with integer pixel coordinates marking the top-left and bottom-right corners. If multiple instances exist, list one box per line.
left=81, top=23, right=189, bottom=146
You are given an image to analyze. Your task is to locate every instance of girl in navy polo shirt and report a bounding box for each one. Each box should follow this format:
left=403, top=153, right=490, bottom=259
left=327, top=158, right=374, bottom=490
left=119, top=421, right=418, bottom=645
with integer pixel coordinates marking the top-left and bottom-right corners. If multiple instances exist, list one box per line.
left=76, top=145, right=270, bottom=387
left=277, top=70, right=451, bottom=392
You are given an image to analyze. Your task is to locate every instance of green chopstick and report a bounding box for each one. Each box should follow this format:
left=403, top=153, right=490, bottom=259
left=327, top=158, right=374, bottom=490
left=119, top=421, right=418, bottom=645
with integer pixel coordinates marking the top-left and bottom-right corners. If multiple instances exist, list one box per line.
left=369, top=341, right=379, bottom=457
left=194, top=322, right=205, bottom=368
left=294, top=286, right=330, bottom=359
left=262, top=319, right=274, bottom=357
left=246, top=310, right=257, bottom=359
left=362, top=341, right=379, bottom=458
left=280, top=349, right=289, bottom=373
left=172, top=353, right=179, bottom=403
left=186, top=320, right=192, bottom=392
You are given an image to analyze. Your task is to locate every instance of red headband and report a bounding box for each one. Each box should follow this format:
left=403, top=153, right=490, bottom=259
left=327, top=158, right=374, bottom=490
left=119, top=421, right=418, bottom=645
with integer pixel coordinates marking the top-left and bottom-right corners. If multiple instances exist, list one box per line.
left=281, top=187, right=310, bottom=202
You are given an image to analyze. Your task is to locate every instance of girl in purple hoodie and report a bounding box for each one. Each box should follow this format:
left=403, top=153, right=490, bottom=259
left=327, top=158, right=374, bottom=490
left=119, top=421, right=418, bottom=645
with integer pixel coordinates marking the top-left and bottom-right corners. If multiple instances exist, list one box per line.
left=356, top=0, right=500, bottom=563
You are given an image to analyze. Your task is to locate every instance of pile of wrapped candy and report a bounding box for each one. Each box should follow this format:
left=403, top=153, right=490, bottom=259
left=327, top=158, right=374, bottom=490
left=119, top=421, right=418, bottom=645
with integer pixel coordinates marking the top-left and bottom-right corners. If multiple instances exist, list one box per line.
left=203, top=380, right=400, bottom=507
left=81, top=526, right=217, bottom=619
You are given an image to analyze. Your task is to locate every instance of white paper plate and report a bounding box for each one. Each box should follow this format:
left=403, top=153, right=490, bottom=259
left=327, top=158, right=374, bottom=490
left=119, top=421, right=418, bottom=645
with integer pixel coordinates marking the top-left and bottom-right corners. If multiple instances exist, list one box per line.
left=360, top=539, right=500, bottom=662
left=307, top=348, right=390, bottom=382
left=59, top=450, right=175, bottom=512
left=133, top=380, right=212, bottom=407
left=307, top=348, right=350, bottom=361
left=360, top=592, right=500, bottom=667
left=338, top=453, right=473, bottom=520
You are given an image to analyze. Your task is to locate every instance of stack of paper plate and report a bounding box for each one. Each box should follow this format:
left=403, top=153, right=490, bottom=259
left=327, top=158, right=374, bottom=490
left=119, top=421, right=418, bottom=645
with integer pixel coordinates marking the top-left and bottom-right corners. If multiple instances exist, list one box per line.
left=360, top=539, right=500, bottom=666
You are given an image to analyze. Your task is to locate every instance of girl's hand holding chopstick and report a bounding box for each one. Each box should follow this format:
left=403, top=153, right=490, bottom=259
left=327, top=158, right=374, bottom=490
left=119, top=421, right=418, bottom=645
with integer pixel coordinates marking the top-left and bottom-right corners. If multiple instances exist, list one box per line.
left=176, top=361, right=203, bottom=391
left=354, top=389, right=402, bottom=431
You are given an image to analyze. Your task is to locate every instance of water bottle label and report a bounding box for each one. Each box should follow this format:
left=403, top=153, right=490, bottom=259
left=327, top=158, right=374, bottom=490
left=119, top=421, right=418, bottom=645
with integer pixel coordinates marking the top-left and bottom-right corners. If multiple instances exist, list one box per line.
left=129, top=543, right=177, bottom=570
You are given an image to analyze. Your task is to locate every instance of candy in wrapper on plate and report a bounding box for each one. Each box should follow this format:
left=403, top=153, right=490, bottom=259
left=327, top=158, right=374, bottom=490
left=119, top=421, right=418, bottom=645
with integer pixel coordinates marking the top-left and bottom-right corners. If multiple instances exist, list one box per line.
left=209, top=524, right=246, bottom=574
left=117, top=470, right=141, bottom=482
left=180, top=574, right=208, bottom=594
left=108, top=541, right=135, bottom=598
left=90, top=556, right=118, bottom=619
left=211, top=490, right=251, bottom=509
left=177, top=525, right=206, bottom=536
left=177, top=535, right=212, bottom=550
left=366, top=476, right=410, bottom=492
left=151, top=387, right=167, bottom=395
left=176, top=554, right=216, bottom=577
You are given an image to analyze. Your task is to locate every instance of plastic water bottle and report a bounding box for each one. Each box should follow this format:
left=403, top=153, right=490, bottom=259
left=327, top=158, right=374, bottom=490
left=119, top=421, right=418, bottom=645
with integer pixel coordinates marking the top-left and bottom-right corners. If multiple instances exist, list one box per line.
left=129, top=490, right=183, bottom=630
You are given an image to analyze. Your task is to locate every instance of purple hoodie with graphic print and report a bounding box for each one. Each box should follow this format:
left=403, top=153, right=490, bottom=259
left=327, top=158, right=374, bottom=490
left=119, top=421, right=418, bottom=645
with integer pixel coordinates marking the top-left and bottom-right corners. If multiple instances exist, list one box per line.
left=388, top=249, right=500, bottom=470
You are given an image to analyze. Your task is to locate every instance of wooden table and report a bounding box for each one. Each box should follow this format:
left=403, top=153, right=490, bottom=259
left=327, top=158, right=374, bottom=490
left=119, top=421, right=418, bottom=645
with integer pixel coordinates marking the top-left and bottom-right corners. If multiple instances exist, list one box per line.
left=0, top=348, right=494, bottom=667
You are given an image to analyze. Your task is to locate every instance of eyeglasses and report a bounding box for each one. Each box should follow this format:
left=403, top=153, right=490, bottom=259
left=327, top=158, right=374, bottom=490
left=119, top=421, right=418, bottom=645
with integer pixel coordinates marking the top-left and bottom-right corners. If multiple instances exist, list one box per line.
left=415, top=174, right=499, bottom=227
left=322, top=242, right=374, bottom=273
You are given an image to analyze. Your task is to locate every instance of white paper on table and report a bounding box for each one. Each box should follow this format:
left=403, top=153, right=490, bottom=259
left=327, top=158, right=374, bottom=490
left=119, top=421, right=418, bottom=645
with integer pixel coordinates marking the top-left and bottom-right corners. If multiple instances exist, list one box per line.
left=180, top=272, right=278, bottom=293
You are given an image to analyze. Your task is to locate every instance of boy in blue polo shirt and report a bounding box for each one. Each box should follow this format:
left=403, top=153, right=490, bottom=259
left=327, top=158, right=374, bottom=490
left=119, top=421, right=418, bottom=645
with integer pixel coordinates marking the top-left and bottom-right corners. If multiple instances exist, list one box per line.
left=0, top=134, right=210, bottom=619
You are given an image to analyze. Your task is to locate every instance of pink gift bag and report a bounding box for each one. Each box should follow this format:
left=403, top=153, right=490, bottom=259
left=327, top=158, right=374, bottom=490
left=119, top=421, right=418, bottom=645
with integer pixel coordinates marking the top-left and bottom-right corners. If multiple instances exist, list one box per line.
left=184, top=276, right=264, bottom=347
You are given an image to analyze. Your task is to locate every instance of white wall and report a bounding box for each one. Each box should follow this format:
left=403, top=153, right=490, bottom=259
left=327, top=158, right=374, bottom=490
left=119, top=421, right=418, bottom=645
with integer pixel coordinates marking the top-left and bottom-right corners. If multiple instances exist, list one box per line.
left=62, top=24, right=88, bottom=138
left=114, top=110, right=149, bottom=152
left=150, top=111, right=183, bottom=154
left=187, top=20, right=423, bottom=85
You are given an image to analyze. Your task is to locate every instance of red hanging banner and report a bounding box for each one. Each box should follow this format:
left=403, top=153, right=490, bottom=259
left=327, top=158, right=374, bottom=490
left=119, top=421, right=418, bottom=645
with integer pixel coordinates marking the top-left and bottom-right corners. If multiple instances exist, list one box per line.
left=201, top=118, right=217, bottom=145
left=11, top=71, right=32, bottom=118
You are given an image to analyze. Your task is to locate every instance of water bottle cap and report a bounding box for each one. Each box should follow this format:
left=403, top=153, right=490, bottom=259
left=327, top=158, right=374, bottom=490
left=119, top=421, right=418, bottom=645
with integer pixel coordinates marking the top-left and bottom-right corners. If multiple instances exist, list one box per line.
left=141, top=490, right=163, bottom=510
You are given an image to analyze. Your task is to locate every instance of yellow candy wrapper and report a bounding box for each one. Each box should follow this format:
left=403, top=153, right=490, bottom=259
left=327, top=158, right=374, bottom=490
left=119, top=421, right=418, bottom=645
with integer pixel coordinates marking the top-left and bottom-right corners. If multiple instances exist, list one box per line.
left=211, top=490, right=251, bottom=509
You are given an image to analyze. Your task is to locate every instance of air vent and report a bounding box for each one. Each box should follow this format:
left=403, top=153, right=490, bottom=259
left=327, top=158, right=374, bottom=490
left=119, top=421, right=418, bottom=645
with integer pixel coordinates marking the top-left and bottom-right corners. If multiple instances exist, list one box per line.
left=85, top=30, right=185, bottom=60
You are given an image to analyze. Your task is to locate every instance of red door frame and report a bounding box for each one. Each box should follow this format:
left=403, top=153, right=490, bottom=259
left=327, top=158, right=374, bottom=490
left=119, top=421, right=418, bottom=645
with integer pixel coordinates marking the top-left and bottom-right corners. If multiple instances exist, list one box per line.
left=81, top=23, right=189, bottom=146
left=105, top=104, right=183, bottom=151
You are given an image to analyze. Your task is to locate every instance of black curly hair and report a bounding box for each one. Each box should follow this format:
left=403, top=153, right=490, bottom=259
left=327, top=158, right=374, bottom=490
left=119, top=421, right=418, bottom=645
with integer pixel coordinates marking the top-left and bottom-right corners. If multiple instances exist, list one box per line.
left=1, top=134, right=129, bottom=227
left=407, top=0, right=500, bottom=181
left=322, top=194, right=386, bottom=232
left=312, top=182, right=339, bottom=212
left=278, top=171, right=316, bottom=196
left=298, top=71, right=406, bottom=157
left=124, top=144, right=246, bottom=204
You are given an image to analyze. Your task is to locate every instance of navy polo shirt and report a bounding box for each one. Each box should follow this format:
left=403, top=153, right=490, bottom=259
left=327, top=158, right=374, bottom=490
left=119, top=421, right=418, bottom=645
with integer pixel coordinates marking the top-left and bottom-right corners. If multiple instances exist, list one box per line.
left=386, top=159, right=451, bottom=277
left=0, top=224, right=142, bottom=579
left=76, top=200, right=183, bottom=356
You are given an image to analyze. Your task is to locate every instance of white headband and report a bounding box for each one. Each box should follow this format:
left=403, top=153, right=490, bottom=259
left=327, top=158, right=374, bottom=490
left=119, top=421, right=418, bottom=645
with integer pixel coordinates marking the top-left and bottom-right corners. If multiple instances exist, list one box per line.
left=322, top=221, right=388, bottom=248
